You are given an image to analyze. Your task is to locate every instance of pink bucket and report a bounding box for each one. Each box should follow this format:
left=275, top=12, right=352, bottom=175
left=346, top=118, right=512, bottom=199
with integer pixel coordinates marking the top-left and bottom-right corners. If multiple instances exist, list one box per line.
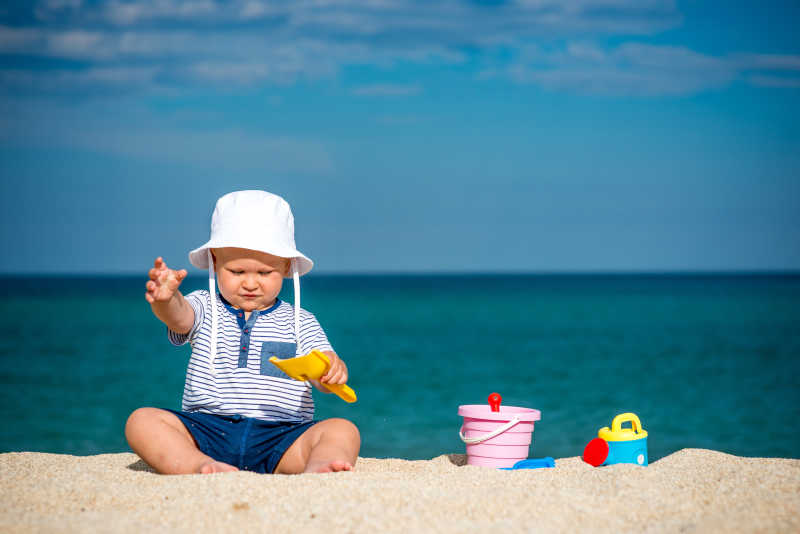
left=458, top=394, right=541, bottom=468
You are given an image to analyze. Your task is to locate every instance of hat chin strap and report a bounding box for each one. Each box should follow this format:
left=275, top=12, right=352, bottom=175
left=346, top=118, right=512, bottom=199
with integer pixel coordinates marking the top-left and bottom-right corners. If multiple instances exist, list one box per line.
left=293, top=258, right=300, bottom=343
left=208, top=249, right=218, bottom=377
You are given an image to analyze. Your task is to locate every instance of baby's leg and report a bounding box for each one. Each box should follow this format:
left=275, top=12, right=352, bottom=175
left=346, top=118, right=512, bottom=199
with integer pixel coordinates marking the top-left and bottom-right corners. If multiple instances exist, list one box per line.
left=275, top=418, right=360, bottom=474
left=125, top=407, right=238, bottom=474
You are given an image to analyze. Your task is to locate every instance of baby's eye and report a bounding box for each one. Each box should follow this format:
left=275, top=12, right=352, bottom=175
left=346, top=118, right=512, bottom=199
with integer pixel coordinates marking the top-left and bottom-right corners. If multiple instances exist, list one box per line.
left=229, top=269, right=245, bottom=275
left=258, top=271, right=273, bottom=276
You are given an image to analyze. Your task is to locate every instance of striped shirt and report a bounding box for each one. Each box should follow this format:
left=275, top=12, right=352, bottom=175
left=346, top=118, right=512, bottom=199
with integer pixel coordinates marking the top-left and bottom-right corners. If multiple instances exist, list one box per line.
left=168, top=290, right=333, bottom=422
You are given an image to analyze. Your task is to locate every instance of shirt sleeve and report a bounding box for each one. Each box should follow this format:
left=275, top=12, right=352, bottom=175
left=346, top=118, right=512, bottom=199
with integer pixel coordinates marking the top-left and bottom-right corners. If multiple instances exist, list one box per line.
left=297, top=309, right=334, bottom=355
left=167, top=290, right=206, bottom=346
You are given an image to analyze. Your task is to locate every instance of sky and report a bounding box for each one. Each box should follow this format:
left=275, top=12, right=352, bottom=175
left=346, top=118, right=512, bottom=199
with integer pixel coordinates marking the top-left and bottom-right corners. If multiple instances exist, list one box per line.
left=0, top=0, right=798, bottom=274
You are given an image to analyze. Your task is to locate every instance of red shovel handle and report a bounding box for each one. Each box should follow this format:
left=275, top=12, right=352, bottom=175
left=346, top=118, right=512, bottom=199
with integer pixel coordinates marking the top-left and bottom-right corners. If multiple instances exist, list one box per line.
left=488, top=393, right=502, bottom=412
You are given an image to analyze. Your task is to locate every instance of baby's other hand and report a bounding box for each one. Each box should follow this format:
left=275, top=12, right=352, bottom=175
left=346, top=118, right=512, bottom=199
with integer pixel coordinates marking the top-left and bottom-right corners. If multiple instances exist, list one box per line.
left=145, top=257, right=187, bottom=304
left=320, top=351, right=348, bottom=385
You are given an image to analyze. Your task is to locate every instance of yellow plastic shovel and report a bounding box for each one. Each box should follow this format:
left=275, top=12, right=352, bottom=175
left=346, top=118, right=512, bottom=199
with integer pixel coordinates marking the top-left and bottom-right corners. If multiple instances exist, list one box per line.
left=269, top=350, right=357, bottom=403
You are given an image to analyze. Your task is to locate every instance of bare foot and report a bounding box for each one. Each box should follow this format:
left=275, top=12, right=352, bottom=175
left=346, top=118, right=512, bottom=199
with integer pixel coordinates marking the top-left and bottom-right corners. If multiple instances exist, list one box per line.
left=304, top=460, right=353, bottom=474
left=198, top=460, right=239, bottom=474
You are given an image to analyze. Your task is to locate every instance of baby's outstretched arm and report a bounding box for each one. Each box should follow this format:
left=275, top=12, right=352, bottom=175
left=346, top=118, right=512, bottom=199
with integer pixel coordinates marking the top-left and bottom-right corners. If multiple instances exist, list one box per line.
left=146, top=257, right=194, bottom=334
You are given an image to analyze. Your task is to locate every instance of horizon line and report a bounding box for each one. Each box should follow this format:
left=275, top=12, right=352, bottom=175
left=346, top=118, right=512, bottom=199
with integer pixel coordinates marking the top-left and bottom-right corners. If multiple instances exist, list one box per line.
left=1, top=269, right=799, bottom=278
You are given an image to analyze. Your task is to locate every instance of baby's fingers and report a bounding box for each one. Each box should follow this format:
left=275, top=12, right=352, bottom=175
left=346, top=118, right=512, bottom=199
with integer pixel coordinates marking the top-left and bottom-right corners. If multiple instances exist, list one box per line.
left=320, top=354, right=338, bottom=382
left=149, top=257, right=170, bottom=280
left=166, top=270, right=187, bottom=291
left=144, top=279, right=159, bottom=302
left=145, top=280, right=165, bottom=302
left=322, top=356, right=348, bottom=384
left=326, top=368, right=348, bottom=384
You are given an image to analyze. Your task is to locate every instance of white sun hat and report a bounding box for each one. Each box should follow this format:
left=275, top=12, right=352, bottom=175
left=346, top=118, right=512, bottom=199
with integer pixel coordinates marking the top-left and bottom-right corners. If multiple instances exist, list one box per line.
left=188, top=190, right=313, bottom=375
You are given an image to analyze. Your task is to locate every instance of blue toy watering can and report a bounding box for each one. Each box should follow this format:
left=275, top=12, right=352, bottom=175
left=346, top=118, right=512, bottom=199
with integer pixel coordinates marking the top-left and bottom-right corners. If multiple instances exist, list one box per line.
left=583, top=413, right=648, bottom=467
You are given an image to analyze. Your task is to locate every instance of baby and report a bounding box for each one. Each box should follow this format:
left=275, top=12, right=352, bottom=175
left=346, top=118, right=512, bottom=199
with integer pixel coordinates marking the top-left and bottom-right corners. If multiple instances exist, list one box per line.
left=125, top=190, right=360, bottom=474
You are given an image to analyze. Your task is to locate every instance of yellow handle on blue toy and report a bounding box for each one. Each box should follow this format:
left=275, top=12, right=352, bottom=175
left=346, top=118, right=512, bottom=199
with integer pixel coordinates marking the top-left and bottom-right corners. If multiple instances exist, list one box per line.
left=598, top=412, right=648, bottom=442
left=611, top=413, right=643, bottom=434
left=269, top=350, right=357, bottom=403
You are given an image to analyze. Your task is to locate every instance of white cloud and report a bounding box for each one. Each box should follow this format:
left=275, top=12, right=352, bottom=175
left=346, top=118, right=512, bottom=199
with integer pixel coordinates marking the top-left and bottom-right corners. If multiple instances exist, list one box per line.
left=7, top=1, right=678, bottom=70
left=34, top=0, right=83, bottom=21
left=0, top=66, right=158, bottom=92
left=375, top=114, right=423, bottom=125
left=515, top=66, right=731, bottom=96
left=0, top=26, right=43, bottom=51
left=0, top=24, right=461, bottom=91
left=187, top=62, right=272, bottom=84
left=566, top=42, right=606, bottom=62
left=614, top=43, right=725, bottom=71
left=239, top=1, right=271, bottom=20
left=502, top=42, right=800, bottom=96
left=735, top=53, right=800, bottom=71
left=45, top=30, right=105, bottom=57
left=26, top=0, right=682, bottom=35
left=351, top=83, right=422, bottom=96
left=1, top=1, right=798, bottom=97
left=103, top=0, right=216, bottom=25
left=748, top=75, right=800, bottom=88
left=0, top=99, right=335, bottom=174
left=49, top=0, right=679, bottom=35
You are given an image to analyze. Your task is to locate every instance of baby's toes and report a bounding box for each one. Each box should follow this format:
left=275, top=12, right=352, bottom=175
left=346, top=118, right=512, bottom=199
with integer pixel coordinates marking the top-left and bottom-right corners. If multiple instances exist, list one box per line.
left=329, top=461, right=353, bottom=472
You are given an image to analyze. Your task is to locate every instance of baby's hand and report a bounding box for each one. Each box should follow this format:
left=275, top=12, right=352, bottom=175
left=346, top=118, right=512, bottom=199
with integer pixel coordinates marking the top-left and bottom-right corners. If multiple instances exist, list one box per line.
left=145, top=257, right=187, bottom=304
left=320, top=351, right=348, bottom=385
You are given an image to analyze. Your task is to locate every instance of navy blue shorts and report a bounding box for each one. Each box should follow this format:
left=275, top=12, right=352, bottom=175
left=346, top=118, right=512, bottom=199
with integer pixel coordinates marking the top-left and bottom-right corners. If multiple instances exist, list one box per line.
left=166, top=409, right=317, bottom=474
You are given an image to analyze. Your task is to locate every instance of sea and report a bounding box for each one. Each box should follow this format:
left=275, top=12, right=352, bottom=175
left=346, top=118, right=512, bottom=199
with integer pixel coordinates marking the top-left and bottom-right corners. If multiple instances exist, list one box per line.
left=1, top=274, right=798, bottom=462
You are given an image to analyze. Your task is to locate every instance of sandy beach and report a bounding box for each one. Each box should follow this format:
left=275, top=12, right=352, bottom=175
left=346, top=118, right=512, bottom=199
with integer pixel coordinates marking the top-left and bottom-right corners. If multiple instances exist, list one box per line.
left=1, top=449, right=797, bottom=533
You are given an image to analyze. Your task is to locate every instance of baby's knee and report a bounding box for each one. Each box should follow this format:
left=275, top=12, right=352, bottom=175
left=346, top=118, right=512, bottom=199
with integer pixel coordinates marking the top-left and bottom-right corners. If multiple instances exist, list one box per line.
left=125, top=407, right=160, bottom=436
left=326, top=418, right=361, bottom=445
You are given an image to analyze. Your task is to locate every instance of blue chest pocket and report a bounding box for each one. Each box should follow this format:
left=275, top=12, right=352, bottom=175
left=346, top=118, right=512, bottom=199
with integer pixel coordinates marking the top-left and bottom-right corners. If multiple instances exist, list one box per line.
left=260, top=342, right=297, bottom=379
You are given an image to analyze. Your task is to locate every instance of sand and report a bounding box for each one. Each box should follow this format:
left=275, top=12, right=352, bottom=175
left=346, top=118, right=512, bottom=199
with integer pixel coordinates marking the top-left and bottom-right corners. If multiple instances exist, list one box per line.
left=1, top=449, right=798, bottom=533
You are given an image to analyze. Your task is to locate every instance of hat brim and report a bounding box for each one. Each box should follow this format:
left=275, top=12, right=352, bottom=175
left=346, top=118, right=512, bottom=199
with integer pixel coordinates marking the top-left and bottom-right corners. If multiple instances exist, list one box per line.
left=189, top=242, right=313, bottom=276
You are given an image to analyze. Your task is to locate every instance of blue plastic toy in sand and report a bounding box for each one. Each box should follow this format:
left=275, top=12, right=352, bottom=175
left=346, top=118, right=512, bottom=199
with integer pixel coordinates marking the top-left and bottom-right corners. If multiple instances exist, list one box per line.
left=499, top=457, right=555, bottom=470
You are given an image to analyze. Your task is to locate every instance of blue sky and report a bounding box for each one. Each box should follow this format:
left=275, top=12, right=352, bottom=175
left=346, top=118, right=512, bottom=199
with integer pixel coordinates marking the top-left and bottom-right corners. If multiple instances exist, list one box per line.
left=1, top=0, right=798, bottom=274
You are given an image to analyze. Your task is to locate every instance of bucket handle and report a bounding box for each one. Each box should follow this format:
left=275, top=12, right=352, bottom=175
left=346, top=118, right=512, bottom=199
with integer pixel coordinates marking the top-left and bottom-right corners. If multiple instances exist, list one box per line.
left=459, top=416, right=521, bottom=445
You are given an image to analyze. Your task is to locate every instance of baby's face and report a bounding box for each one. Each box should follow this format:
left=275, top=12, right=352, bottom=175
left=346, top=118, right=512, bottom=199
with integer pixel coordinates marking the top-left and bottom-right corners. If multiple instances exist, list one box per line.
left=212, top=247, right=289, bottom=312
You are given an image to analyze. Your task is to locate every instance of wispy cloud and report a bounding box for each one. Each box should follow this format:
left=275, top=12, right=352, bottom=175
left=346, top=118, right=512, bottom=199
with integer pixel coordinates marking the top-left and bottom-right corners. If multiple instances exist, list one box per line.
left=102, top=0, right=218, bottom=25
left=748, top=75, right=800, bottom=89
left=0, top=1, right=798, bottom=97
left=494, top=42, right=800, bottom=96
left=351, top=83, right=422, bottom=96
left=32, top=0, right=681, bottom=33
left=0, top=99, right=335, bottom=174
left=0, top=66, right=158, bottom=95
left=734, top=53, right=800, bottom=71
left=375, top=114, right=423, bottom=125
left=0, top=23, right=460, bottom=91
left=1, top=0, right=682, bottom=94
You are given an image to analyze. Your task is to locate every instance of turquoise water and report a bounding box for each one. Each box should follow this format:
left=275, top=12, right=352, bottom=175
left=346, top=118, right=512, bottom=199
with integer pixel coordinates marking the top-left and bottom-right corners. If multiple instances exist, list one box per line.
left=1, top=274, right=798, bottom=461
